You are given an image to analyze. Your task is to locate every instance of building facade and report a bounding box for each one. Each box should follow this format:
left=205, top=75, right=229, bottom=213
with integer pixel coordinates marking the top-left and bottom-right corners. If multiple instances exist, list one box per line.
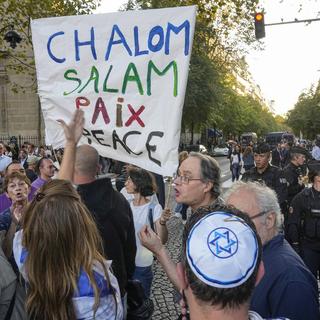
left=0, top=52, right=44, bottom=145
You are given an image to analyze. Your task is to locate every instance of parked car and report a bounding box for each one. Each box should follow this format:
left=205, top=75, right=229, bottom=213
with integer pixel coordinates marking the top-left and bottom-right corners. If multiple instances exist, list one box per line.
left=199, top=144, right=207, bottom=154
left=184, top=144, right=208, bottom=154
left=212, top=144, right=229, bottom=156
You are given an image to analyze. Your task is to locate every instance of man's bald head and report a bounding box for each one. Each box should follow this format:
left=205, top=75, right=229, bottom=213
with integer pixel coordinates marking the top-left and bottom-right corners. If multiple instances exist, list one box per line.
left=75, top=145, right=99, bottom=178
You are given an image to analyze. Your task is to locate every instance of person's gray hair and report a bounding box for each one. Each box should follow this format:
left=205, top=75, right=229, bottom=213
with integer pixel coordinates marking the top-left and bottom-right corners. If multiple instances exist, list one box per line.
left=188, top=152, right=221, bottom=198
left=223, top=181, right=282, bottom=231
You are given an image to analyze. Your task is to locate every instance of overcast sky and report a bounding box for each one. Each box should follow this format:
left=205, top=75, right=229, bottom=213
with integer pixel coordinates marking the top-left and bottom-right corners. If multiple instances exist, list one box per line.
left=247, top=0, right=320, bottom=115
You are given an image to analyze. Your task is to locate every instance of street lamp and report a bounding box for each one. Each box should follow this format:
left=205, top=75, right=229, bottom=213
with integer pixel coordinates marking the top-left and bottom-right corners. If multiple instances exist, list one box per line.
left=1, top=25, right=22, bottom=49
left=0, top=25, right=22, bottom=135
left=0, top=24, right=22, bottom=80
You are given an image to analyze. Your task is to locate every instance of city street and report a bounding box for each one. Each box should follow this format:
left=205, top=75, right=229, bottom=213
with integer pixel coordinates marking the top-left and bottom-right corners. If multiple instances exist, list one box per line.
left=214, top=156, right=231, bottom=184
left=151, top=155, right=231, bottom=319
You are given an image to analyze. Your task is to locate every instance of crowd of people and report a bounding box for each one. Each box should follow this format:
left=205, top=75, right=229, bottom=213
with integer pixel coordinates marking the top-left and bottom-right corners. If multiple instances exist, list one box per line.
left=0, top=110, right=319, bottom=320
left=227, top=137, right=319, bottom=179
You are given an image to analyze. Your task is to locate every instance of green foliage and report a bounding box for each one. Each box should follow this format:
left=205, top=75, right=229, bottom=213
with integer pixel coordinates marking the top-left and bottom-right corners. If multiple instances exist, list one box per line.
left=182, top=53, right=221, bottom=131
left=123, top=0, right=283, bottom=142
left=287, top=82, right=320, bottom=139
left=0, top=0, right=100, bottom=92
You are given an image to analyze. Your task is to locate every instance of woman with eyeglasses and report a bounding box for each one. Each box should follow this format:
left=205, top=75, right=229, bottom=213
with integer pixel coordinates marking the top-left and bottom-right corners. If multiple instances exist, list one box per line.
left=0, top=161, right=37, bottom=214
left=13, top=179, right=123, bottom=320
left=125, top=167, right=170, bottom=297
left=0, top=172, right=31, bottom=271
left=0, top=171, right=30, bottom=319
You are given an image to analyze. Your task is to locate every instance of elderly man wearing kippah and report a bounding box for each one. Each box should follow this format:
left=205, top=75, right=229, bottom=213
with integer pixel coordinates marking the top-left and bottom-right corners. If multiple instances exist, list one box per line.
left=224, top=181, right=319, bottom=320
left=175, top=205, right=288, bottom=320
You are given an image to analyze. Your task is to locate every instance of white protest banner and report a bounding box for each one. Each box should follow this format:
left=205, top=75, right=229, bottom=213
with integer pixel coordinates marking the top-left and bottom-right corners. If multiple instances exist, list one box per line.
left=31, top=6, right=196, bottom=176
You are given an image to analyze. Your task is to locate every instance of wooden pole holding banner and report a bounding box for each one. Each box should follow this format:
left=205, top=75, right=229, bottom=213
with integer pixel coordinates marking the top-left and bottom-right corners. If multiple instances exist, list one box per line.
left=50, top=145, right=61, bottom=171
left=50, top=145, right=58, bottom=162
left=165, top=177, right=173, bottom=209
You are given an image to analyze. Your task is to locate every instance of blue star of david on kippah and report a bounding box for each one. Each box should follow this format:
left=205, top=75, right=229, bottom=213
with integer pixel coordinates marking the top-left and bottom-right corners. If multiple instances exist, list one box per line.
left=207, top=227, right=238, bottom=259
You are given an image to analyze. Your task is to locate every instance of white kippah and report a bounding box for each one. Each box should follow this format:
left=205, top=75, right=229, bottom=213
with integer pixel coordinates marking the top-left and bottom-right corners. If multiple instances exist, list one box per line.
left=186, top=211, right=259, bottom=288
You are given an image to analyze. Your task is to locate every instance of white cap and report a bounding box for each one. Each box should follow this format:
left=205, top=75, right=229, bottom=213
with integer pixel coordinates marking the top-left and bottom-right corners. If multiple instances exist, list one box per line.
left=186, top=211, right=259, bottom=288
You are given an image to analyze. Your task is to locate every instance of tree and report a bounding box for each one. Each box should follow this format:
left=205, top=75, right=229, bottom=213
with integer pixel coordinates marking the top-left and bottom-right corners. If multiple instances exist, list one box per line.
left=0, top=0, right=100, bottom=91
left=287, top=82, right=320, bottom=139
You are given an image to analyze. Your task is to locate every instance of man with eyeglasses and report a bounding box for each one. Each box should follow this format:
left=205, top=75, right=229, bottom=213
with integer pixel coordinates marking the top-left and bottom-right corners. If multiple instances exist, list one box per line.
left=223, top=181, right=319, bottom=320
left=172, top=152, right=221, bottom=212
left=139, top=152, right=222, bottom=290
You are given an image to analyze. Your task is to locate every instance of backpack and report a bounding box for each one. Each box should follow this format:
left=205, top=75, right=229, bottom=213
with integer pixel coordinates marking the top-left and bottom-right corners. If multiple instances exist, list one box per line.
left=126, top=279, right=154, bottom=320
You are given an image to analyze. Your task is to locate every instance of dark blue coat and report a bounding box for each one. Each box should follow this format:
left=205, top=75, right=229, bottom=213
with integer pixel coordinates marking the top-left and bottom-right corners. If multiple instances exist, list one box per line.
left=251, top=234, right=319, bottom=320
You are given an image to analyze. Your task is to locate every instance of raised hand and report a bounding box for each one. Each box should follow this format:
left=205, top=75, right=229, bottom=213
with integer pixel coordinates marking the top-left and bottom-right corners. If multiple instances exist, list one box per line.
left=139, top=224, right=163, bottom=255
left=57, top=109, right=85, bottom=145
left=160, top=208, right=172, bottom=225
left=11, top=203, right=24, bottom=225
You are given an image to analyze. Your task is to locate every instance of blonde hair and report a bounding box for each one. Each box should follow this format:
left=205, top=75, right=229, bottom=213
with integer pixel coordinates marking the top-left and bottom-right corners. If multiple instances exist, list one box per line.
left=22, top=179, right=113, bottom=320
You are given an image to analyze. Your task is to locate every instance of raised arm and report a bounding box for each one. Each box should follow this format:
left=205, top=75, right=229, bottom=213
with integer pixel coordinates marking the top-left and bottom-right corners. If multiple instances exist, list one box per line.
left=155, top=208, right=171, bottom=244
left=58, top=109, right=84, bottom=181
left=139, top=225, right=182, bottom=290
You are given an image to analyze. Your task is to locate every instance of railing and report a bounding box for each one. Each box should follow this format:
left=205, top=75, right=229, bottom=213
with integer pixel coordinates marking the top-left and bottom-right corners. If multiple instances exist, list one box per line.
left=0, top=135, right=45, bottom=147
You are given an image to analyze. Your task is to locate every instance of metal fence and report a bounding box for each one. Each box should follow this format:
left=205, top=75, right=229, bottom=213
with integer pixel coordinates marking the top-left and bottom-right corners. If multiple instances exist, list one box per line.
left=0, top=135, right=45, bottom=148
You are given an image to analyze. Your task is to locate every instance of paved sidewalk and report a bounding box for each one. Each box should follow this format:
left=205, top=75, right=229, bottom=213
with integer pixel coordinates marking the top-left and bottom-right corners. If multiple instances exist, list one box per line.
left=150, top=216, right=183, bottom=319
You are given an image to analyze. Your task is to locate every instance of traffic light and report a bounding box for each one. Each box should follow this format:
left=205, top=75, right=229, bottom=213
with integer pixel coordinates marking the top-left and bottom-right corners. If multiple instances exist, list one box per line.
left=254, top=12, right=265, bottom=39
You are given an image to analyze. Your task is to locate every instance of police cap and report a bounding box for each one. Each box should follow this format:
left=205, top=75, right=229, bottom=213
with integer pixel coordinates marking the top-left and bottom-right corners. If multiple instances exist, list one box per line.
left=307, top=160, right=320, bottom=174
left=253, top=143, right=270, bottom=154
left=290, top=146, right=308, bottom=157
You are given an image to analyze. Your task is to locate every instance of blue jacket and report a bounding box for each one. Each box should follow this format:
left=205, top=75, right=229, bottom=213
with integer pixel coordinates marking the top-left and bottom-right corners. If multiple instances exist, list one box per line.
left=251, top=234, right=319, bottom=320
left=0, top=207, right=12, bottom=231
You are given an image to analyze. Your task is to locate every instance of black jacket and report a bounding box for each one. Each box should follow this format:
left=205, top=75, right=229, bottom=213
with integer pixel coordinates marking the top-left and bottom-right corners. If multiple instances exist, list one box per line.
left=77, top=178, right=136, bottom=296
left=287, top=187, right=320, bottom=248
left=242, top=164, right=288, bottom=209
left=271, top=148, right=281, bottom=167
left=283, top=162, right=305, bottom=204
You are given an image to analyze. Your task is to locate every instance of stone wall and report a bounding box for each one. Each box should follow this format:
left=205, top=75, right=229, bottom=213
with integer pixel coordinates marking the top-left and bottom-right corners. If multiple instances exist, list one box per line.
left=0, top=57, right=44, bottom=140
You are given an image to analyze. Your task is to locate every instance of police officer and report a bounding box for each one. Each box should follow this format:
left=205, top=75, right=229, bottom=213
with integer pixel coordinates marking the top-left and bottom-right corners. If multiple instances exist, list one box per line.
left=241, top=143, right=287, bottom=212
left=286, top=161, right=320, bottom=279
left=283, top=146, right=308, bottom=205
